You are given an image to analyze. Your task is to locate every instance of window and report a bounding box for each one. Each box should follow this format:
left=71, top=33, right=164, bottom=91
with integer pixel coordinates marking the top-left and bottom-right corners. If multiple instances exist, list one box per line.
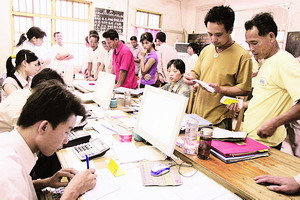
left=11, top=0, right=92, bottom=68
left=134, top=10, right=161, bottom=41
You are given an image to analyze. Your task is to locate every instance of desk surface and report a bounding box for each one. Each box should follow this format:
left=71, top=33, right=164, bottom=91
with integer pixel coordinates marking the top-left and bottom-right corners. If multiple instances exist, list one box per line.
left=174, top=145, right=300, bottom=200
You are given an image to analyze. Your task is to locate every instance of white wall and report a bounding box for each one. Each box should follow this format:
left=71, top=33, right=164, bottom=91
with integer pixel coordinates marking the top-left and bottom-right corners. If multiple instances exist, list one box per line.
left=181, top=0, right=300, bottom=42
left=92, top=0, right=184, bottom=44
left=0, top=1, right=12, bottom=74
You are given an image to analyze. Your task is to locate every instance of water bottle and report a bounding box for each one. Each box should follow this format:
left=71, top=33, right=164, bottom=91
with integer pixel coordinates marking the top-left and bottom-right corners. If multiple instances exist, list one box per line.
left=184, top=119, right=199, bottom=154
left=124, top=90, right=131, bottom=108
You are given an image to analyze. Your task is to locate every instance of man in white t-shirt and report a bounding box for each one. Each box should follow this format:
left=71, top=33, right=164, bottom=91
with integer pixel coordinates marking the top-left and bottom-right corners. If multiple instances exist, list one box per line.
left=86, top=34, right=104, bottom=80
left=100, top=40, right=114, bottom=74
left=50, top=32, right=73, bottom=71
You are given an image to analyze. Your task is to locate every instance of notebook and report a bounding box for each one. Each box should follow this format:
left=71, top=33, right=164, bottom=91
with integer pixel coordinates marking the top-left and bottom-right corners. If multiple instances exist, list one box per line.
left=211, top=149, right=269, bottom=164
left=211, top=137, right=270, bottom=157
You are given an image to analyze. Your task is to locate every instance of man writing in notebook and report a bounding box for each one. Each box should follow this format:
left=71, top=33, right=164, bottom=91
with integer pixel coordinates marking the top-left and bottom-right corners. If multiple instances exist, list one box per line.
left=228, top=13, right=300, bottom=149
left=184, top=5, right=252, bottom=130
left=103, top=29, right=138, bottom=89
left=0, top=81, right=96, bottom=199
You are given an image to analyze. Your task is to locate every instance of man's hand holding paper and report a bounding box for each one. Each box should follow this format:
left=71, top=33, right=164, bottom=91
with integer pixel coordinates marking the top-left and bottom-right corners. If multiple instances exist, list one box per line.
left=191, top=79, right=215, bottom=93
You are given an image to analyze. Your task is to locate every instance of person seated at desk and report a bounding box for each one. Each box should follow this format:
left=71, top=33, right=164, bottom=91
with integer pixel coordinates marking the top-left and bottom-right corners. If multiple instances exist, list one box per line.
left=0, top=68, right=64, bottom=133
left=161, top=59, right=191, bottom=98
left=2, top=49, right=40, bottom=101
left=254, top=174, right=300, bottom=194
left=0, top=81, right=96, bottom=200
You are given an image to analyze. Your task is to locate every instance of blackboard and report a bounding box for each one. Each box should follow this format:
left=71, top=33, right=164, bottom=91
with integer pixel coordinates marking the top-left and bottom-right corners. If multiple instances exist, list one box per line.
left=188, top=33, right=211, bottom=51
left=94, top=8, right=124, bottom=34
left=285, top=31, right=300, bottom=58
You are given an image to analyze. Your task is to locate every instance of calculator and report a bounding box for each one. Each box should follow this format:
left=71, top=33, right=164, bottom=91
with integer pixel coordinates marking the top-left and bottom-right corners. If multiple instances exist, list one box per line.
left=63, top=130, right=91, bottom=148
left=72, top=138, right=110, bottom=161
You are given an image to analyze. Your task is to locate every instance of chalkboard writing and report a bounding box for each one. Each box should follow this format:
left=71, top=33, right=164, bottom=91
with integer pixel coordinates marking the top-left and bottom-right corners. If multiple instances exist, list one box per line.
left=94, top=8, right=124, bottom=34
left=286, top=32, right=300, bottom=58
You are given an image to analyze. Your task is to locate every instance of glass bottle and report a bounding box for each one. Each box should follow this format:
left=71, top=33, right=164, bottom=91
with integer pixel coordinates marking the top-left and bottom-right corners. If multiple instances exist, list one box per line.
left=197, top=128, right=213, bottom=159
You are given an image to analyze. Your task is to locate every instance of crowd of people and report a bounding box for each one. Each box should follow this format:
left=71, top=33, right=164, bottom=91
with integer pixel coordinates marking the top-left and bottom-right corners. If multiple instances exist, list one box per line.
left=0, top=4, right=299, bottom=199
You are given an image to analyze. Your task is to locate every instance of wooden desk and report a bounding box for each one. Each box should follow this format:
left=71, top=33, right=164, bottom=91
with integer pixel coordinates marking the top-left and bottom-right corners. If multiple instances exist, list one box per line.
left=174, top=146, right=300, bottom=200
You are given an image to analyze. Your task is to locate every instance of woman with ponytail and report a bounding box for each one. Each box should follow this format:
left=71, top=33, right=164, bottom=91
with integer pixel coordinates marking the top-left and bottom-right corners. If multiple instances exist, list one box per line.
left=1, top=49, right=40, bottom=100
left=14, top=26, right=50, bottom=67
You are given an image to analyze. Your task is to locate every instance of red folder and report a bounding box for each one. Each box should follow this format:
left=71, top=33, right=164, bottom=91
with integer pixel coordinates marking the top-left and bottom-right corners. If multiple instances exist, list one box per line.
left=211, top=137, right=270, bottom=157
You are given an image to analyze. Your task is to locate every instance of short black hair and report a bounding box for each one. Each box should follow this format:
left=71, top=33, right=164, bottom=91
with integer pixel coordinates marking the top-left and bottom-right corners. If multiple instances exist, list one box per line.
left=89, top=34, right=99, bottom=42
left=167, top=59, right=185, bottom=74
left=244, top=12, right=278, bottom=37
left=17, top=81, right=86, bottom=129
left=204, top=5, right=235, bottom=32
left=102, top=29, right=119, bottom=40
left=89, top=30, right=98, bottom=36
left=155, top=32, right=166, bottom=42
left=31, top=68, right=65, bottom=89
left=130, top=36, right=137, bottom=41
left=53, top=32, right=61, bottom=38
left=187, top=43, right=199, bottom=54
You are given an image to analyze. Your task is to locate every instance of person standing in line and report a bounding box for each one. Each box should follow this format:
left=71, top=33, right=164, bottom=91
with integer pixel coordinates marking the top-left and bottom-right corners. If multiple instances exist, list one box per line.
left=155, top=31, right=178, bottom=86
left=184, top=5, right=252, bottom=130
left=50, top=32, right=74, bottom=71
left=100, top=40, right=114, bottom=74
left=14, top=26, right=50, bottom=68
left=102, top=29, right=137, bottom=89
left=227, top=12, right=300, bottom=148
left=139, top=32, right=158, bottom=88
left=185, top=43, right=199, bottom=73
left=86, top=34, right=103, bottom=81
left=129, top=36, right=142, bottom=76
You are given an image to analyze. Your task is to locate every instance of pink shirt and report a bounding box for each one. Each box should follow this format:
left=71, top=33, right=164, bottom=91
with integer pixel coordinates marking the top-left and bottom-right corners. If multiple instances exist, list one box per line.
left=113, top=42, right=138, bottom=89
left=157, top=43, right=177, bottom=83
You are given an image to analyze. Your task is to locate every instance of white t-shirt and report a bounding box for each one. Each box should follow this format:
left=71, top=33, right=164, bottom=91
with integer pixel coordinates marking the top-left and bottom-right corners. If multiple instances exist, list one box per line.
left=49, top=43, right=73, bottom=71
left=0, top=89, right=31, bottom=133
left=186, top=54, right=198, bottom=73
left=87, top=47, right=104, bottom=76
left=0, top=129, right=38, bottom=200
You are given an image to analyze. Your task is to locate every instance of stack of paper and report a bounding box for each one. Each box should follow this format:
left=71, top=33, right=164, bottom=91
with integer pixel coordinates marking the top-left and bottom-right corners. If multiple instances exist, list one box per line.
left=212, top=128, right=247, bottom=141
left=211, top=137, right=270, bottom=163
left=113, top=87, right=144, bottom=96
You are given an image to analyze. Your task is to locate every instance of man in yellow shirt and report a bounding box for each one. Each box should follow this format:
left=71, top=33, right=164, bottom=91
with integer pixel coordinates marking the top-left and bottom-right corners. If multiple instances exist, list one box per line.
left=184, top=5, right=252, bottom=130
left=229, top=13, right=300, bottom=148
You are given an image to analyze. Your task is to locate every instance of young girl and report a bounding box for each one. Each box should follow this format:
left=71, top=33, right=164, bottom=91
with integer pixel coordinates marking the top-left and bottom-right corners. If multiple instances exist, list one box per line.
left=162, top=59, right=191, bottom=98
left=1, top=49, right=40, bottom=100
left=139, top=32, right=158, bottom=88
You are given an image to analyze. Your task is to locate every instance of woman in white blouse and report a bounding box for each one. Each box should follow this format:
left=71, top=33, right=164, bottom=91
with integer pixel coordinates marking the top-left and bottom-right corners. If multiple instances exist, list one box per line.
left=1, top=49, right=40, bottom=100
left=185, top=43, right=199, bottom=73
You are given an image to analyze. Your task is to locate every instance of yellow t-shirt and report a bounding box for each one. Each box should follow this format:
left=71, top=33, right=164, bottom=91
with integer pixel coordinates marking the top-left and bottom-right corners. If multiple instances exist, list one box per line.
left=244, top=50, right=300, bottom=147
left=191, top=43, right=252, bottom=124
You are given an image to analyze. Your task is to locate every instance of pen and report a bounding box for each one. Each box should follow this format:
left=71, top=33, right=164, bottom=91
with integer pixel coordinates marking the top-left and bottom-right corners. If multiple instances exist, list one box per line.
left=85, top=154, right=90, bottom=169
